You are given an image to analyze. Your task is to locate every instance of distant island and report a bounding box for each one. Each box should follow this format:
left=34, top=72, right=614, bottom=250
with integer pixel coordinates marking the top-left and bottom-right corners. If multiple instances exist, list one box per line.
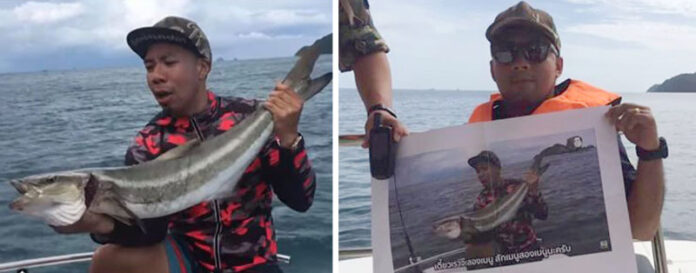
left=647, top=72, right=696, bottom=92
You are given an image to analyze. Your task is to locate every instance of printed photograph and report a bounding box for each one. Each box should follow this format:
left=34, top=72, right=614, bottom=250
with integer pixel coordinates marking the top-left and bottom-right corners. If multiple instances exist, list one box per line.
left=389, top=128, right=611, bottom=272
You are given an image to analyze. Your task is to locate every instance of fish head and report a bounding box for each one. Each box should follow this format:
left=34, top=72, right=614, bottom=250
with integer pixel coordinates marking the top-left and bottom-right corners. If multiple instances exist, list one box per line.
left=9, top=171, right=90, bottom=226
left=433, top=217, right=463, bottom=239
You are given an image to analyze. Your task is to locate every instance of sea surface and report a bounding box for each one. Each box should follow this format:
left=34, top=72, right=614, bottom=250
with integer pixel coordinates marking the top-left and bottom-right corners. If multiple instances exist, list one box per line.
left=339, top=87, right=696, bottom=256
left=0, top=56, right=332, bottom=273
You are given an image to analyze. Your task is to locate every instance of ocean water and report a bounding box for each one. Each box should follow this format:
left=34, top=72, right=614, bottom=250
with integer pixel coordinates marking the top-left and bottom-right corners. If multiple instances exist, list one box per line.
left=339, top=87, right=696, bottom=255
left=0, top=56, right=332, bottom=273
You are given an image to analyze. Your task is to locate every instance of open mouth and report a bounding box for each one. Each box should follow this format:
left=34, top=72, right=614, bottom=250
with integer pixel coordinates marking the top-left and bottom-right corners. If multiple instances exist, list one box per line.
left=154, top=90, right=172, bottom=98
left=153, top=90, right=174, bottom=104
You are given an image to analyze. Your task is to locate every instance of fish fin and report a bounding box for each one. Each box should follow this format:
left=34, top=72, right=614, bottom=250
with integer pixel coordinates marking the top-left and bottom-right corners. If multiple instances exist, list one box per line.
left=537, top=163, right=551, bottom=176
left=302, top=72, right=333, bottom=101
left=295, top=34, right=332, bottom=57
left=107, top=197, right=147, bottom=234
left=154, top=139, right=201, bottom=162
left=109, top=214, right=132, bottom=226
left=10, top=180, right=29, bottom=194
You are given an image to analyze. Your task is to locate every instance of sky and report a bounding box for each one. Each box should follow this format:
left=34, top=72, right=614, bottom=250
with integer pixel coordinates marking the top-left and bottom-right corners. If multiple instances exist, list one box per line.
left=0, top=0, right=331, bottom=73
left=338, top=0, right=696, bottom=93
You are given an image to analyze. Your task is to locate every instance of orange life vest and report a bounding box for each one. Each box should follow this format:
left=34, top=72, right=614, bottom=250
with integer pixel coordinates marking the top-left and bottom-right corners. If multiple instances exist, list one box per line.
left=468, top=79, right=621, bottom=123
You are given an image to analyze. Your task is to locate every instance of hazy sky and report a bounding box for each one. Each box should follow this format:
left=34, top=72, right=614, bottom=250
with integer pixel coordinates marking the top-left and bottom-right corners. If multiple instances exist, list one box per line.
left=0, top=0, right=331, bottom=73
left=338, top=0, right=696, bottom=93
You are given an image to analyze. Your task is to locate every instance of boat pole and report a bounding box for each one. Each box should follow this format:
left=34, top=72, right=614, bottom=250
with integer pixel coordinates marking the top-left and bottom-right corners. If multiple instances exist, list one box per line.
left=651, top=226, right=668, bottom=273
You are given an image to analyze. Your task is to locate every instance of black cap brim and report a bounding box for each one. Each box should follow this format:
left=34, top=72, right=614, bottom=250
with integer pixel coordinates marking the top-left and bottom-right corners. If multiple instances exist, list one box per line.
left=127, top=27, right=202, bottom=60
left=468, top=157, right=485, bottom=168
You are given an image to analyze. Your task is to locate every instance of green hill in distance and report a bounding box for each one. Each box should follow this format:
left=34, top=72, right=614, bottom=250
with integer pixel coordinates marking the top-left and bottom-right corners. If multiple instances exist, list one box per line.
left=648, top=72, right=696, bottom=92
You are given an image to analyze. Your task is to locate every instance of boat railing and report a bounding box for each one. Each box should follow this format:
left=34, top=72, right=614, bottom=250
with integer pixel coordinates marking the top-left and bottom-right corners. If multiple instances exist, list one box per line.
left=338, top=226, right=669, bottom=273
left=652, top=226, right=668, bottom=273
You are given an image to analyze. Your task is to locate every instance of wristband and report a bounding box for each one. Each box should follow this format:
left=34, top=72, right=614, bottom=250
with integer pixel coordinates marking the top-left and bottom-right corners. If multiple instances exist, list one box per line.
left=636, top=137, right=668, bottom=161
left=368, top=104, right=397, bottom=119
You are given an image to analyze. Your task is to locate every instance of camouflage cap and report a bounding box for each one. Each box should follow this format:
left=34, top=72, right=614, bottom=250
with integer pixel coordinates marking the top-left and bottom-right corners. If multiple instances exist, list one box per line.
left=127, top=16, right=212, bottom=62
left=468, top=150, right=502, bottom=169
left=486, top=1, right=560, bottom=51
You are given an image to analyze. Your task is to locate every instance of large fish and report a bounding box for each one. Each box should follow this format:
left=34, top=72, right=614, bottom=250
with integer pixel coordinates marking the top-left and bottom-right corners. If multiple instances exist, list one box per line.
left=8, top=34, right=333, bottom=230
left=430, top=139, right=572, bottom=241
left=433, top=183, right=529, bottom=241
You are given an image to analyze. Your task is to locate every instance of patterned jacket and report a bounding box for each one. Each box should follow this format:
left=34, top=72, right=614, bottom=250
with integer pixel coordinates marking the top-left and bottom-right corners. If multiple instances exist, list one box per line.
left=91, top=91, right=316, bottom=272
left=473, top=179, right=548, bottom=253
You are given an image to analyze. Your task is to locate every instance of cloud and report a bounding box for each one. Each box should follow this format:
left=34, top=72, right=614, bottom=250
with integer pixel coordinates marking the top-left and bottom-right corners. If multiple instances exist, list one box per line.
left=235, top=32, right=302, bottom=40
left=340, top=1, right=696, bottom=93
left=564, top=0, right=696, bottom=17
left=566, top=21, right=696, bottom=51
left=13, top=1, right=85, bottom=24
left=559, top=0, right=696, bottom=51
left=0, top=0, right=330, bottom=73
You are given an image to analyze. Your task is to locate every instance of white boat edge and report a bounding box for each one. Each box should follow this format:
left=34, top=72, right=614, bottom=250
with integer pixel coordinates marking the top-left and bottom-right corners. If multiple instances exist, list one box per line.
left=0, top=253, right=291, bottom=272
left=339, top=240, right=696, bottom=273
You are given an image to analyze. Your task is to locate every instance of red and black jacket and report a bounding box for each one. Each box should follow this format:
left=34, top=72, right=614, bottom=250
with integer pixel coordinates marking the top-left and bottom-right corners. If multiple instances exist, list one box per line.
left=91, top=91, right=316, bottom=272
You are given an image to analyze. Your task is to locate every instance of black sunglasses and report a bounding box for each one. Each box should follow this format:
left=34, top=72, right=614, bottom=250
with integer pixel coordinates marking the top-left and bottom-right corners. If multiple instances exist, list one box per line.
left=491, top=40, right=558, bottom=64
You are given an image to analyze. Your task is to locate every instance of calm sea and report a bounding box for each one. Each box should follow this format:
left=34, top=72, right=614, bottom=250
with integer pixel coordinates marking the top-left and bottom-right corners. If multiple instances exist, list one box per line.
left=339, top=87, right=696, bottom=252
left=0, top=56, right=332, bottom=273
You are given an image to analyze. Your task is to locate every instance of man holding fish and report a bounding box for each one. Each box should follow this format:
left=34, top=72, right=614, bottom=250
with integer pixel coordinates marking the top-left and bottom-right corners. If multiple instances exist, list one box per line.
left=10, top=16, right=322, bottom=273
left=465, top=151, right=548, bottom=267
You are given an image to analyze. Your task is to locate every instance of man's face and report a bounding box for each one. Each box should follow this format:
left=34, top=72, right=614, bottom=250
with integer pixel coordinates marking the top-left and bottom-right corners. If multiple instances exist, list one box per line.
left=144, top=43, right=208, bottom=116
left=573, top=137, right=582, bottom=148
left=489, top=27, right=563, bottom=106
left=474, top=163, right=501, bottom=188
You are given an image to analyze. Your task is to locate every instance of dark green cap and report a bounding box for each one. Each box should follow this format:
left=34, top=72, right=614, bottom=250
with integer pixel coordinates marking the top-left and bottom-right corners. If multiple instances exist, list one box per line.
left=486, top=1, right=560, bottom=52
left=468, top=150, right=502, bottom=169
left=127, top=16, right=212, bottom=62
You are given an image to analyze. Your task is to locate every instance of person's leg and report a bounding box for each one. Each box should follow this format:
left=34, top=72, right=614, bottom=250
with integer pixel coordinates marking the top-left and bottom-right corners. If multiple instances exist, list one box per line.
left=89, top=242, right=169, bottom=273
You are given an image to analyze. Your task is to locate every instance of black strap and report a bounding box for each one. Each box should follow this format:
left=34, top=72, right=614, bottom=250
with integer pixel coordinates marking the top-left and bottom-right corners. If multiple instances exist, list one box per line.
left=368, top=103, right=397, bottom=119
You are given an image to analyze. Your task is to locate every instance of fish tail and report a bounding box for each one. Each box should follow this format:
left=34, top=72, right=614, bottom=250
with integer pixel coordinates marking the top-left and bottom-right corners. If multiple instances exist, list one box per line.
left=301, top=73, right=333, bottom=101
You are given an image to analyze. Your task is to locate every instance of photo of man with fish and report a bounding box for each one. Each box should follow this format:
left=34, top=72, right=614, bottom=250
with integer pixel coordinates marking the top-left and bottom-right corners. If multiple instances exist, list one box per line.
left=453, top=149, right=549, bottom=268
left=384, top=125, right=620, bottom=272
left=0, top=1, right=332, bottom=273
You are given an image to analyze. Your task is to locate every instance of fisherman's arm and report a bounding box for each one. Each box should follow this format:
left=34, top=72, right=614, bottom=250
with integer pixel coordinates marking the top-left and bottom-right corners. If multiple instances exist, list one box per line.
left=339, top=0, right=408, bottom=147
left=522, top=174, right=548, bottom=220
left=264, top=82, right=316, bottom=212
left=606, top=103, right=665, bottom=241
left=264, top=138, right=316, bottom=212
left=525, top=192, right=548, bottom=220
left=629, top=152, right=664, bottom=240
left=354, top=53, right=409, bottom=147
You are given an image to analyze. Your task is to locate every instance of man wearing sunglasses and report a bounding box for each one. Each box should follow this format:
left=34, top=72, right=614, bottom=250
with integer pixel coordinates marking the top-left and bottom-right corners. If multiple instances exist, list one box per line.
left=466, top=0, right=666, bottom=263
